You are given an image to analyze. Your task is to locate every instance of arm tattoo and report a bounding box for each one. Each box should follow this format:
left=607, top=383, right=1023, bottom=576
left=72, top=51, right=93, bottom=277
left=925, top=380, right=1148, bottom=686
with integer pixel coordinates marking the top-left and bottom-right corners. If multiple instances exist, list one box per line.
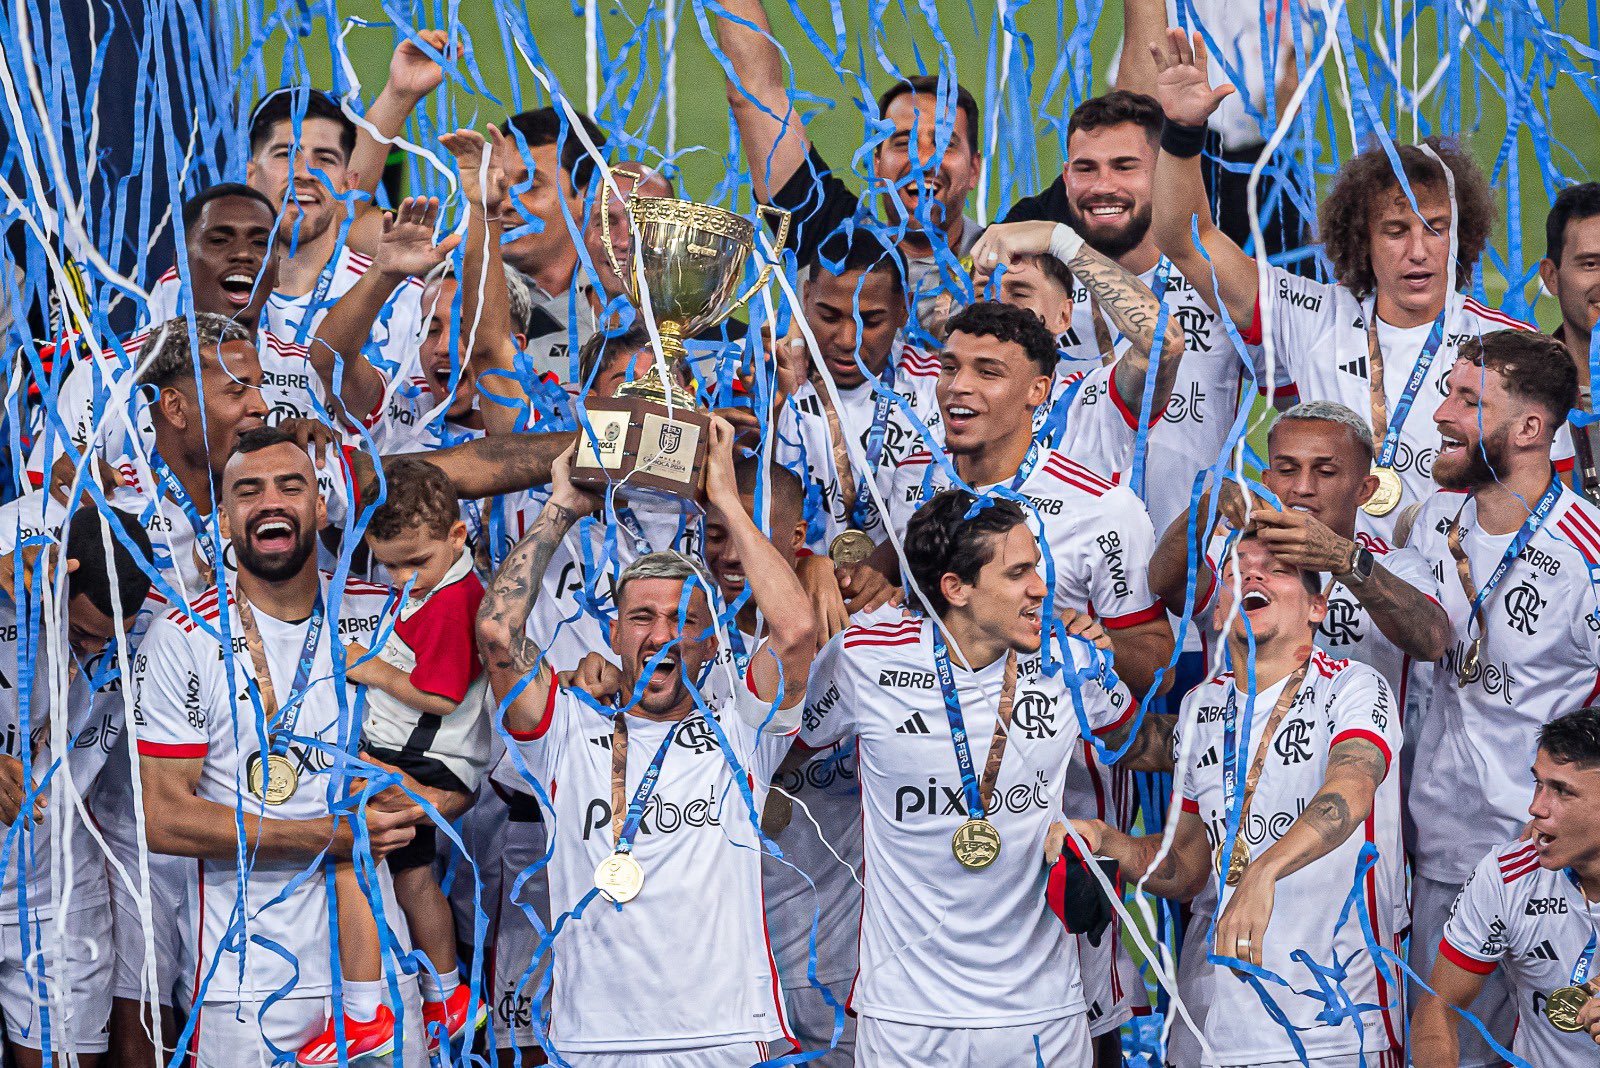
left=479, top=503, right=577, bottom=676
left=1352, top=565, right=1453, bottom=661
left=1115, top=712, right=1177, bottom=771
left=1068, top=245, right=1183, bottom=404
left=1303, top=738, right=1386, bottom=846
left=1326, top=737, right=1388, bottom=788
left=1303, top=790, right=1355, bottom=846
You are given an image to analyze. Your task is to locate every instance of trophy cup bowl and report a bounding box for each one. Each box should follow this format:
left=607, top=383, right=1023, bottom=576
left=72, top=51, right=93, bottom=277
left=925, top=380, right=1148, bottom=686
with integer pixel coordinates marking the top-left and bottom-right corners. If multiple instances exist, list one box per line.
left=571, top=176, right=791, bottom=509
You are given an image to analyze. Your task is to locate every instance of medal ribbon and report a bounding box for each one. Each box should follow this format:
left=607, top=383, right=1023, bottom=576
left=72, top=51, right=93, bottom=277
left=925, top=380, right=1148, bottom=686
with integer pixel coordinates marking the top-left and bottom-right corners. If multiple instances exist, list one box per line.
left=235, top=589, right=328, bottom=756
left=1365, top=298, right=1450, bottom=470
left=1445, top=477, right=1564, bottom=644
left=930, top=629, right=1018, bottom=822
left=1219, top=666, right=1308, bottom=882
left=817, top=360, right=898, bottom=532
left=148, top=444, right=220, bottom=584
left=1563, top=870, right=1600, bottom=987
left=608, top=711, right=686, bottom=857
left=725, top=626, right=752, bottom=673
left=613, top=503, right=653, bottom=554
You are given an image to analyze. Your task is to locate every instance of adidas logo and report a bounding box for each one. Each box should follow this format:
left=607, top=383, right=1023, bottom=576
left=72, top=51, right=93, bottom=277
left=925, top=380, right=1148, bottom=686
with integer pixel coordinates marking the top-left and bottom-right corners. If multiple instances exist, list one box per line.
left=1530, top=940, right=1559, bottom=961
left=1198, top=747, right=1219, bottom=768
left=896, top=711, right=932, bottom=735
left=1339, top=355, right=1369, bottom=380
left=589, top=735, right=613, bottom=750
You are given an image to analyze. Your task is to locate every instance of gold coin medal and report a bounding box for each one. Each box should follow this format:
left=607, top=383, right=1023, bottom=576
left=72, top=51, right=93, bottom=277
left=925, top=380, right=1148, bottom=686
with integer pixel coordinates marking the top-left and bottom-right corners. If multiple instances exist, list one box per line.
left=593, top=851, right=646, bottom=904
left=1545, top=985, right=1591, bottom=1033
left=828, top=529, right=875, bottom=568
left=597, top=709, right=687, bottom=906
left=1361, top=466, right=1404, bottom=517
left=930, top=630, right=1018, bottom=874
left=233, top=589, right=326, bottom=810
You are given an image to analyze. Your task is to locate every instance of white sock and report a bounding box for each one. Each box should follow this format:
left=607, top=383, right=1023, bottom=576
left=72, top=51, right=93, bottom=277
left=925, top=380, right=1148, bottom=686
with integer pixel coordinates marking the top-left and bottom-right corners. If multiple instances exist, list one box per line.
left=420, top=967, right=460, bottom=1004
left=343, top=979, right=384, bottom=1023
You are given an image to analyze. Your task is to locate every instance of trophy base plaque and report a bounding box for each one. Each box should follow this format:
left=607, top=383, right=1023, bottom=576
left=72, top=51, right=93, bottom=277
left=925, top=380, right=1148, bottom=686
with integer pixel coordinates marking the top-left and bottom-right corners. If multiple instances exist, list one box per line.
left=572, top=393, right=711, bottom=507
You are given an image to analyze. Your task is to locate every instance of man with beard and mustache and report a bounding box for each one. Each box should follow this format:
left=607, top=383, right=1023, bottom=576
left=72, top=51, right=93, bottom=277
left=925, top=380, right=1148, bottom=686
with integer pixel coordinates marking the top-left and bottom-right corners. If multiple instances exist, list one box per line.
left=477, top=420, right=817, bottom=1065
left=133, top=427, right=434, bottom=1064
left=1149, top=30, right=1536, bottom=547
left=712, top=0, right=982, bottom=336
left=1541, top=183, right=1600, bottom=501
left=1404, top=329, right=1600, bottom=1066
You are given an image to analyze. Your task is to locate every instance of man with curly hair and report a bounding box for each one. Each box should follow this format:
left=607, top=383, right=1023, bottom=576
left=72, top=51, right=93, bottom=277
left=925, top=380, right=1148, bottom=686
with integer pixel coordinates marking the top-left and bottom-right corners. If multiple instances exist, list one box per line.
left=1146, top=29, right=1534, bottom=543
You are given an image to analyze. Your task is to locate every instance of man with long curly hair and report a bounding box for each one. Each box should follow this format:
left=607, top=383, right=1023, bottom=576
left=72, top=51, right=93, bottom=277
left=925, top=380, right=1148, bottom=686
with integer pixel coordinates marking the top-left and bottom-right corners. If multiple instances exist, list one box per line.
left=1145, top=29, right=1535, bottom=544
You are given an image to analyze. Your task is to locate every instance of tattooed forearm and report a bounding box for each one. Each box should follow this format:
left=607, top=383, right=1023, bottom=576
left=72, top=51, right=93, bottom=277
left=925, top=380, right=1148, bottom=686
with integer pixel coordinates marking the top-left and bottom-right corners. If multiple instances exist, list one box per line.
left=1325, top=737, right=1388, bottom=788
left=1251, top=737, right=1384, bottom=881
left=1350, top=564, right=1453, bottom=662
left=1303, top=790, right=1355, bottom=846
left=1109, top=711, right=1177, bottom=772
left=477, top=502, right=578, bottom=677
left=1067, top=244, right=1183, bottom=413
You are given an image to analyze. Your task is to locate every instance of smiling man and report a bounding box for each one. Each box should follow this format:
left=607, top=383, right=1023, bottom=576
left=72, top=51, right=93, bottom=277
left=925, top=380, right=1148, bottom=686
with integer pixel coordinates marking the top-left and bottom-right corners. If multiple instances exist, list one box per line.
left=1149, top=30, right=1532, bottom=543
left=1413, top=706, right=1600, bottom=1066
left=1541, top=183, right=1600, bottom=499
left=1079, top=533, right=1404, bottom=1068
left=476, top=419, right=816, bottom=1064
left=134, top=427, right=431, bottom=1065
left=1404, top=329, right=1600, bottom=1066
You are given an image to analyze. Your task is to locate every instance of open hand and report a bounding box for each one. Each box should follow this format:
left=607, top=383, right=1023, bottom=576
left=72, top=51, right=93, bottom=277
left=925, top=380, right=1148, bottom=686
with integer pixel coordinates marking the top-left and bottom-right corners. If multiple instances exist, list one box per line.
left=1150, top=29, right=1236, bottom=127
left=375, top=197, right=463, bottom=281
left=386, top=28, right=451, bottom=101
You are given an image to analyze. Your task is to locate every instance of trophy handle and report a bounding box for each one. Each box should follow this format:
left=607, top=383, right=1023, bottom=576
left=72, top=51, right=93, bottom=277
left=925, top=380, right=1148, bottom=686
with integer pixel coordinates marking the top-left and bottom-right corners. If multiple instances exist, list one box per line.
left=597, top=163, right=648, bottom=296
left=719, top=204, right=793, bottom=323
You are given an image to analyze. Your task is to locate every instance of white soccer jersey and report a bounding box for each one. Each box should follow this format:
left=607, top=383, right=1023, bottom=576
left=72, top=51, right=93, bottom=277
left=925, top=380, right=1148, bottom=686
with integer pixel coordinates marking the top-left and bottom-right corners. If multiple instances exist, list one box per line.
left=131, top=571, right=401, bottom=1002
left=886, top=446, right=1166, bottom=636
left=1191, top=526, right=1441, bottom=707
left=1244, top=267, right=1536, bottom=541
left=508, top=679, right=798, bottom=1053
left=1176, top=652, right=1405, bottom=1066
left=800, top=614, right=1135, bottom=1028
left=148, top=244, right=425, bottom=385
left=1034, top=364, right=1142, bottom=479
left=774, top=340, right=944, bottom=552
left=1407, top=487, right=1600, bottom=884
left=0, top=597, right=122, bottom=923
left=1065, top=262, right=1267, bottom=539
left=1441, top=840, right=1600, bottom=1068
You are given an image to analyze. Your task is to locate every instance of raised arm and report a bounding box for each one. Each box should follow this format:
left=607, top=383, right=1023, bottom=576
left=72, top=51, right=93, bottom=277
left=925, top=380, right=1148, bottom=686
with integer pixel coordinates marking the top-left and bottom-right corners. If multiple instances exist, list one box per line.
left=703, top=418, right=817, bottom=711
left=475, top=443, right=596, bottom=734
left=1150, top=495, right=1220, bottom=615
left=971, top=220, right=1185, bottom=424
left=346, top=29, right=450, bottom=253
left=1150, top=30, right=1257, bottom=327
left=1213, top=735, right=1388, bottom=968
left=1115, top=0, right=1169, bottom=96
left=1074, top=809, right=1212, bottom=901
left=354, top=430, right=576, bottom=504
left=711, top=0, right=812, bottom=202
left=311, top=196, right=460, bottom=423
left=441, top=126, right=534, bottom=437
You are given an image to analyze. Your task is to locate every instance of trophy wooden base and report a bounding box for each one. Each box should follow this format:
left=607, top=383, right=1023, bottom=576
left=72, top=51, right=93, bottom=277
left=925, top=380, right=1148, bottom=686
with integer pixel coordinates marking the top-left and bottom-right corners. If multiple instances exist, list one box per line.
left=572, top=395, right=710, bottom=507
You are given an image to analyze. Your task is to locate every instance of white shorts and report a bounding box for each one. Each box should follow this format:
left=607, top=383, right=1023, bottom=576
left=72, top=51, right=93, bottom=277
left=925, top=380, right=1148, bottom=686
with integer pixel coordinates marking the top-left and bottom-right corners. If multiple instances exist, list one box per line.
left=189, top=986, right=429, bottom=1068
left=109, top=849, right=191, bottom=1005
left=1410, top=874, right=1515, bottom=1068
left=1164, top=908, right=1215, bottom=1068
left=1078, top=916, right=1148, bottom=1038
left=782, top=982, right=855, bottom=1066
left=558, top=1040, right=784, bottom=1066
left=855, top=1013, right=1092, bottom=1067
left=489, top=800, right=552, bottom=1050
left=0, top=904, right=114, bottom=1053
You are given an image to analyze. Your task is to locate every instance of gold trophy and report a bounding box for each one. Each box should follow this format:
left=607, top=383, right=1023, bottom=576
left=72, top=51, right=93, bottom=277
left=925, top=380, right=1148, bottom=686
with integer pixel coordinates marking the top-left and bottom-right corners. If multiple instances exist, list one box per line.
left=572, top=171, right=791, bottom=505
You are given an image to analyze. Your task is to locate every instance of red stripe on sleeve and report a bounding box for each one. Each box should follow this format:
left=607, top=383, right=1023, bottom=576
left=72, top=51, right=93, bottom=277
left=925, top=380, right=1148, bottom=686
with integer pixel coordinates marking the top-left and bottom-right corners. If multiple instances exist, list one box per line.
left=1100, top=601, right=1165, bottom=631
left=508, top=685, right=559, bottom=742
left=1240, top=296, right=1263, bottom=346
left=137, top=741, right=207, bottom=759
left=1438, top=938, right=1499, bottom=976
left=1331, top=729, right=1393, bottom=774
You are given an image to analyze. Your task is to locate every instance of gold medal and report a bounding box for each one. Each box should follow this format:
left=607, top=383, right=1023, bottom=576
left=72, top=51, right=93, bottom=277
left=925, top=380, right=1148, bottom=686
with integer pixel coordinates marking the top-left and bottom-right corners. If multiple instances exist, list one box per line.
left=1362, top=466, right=1404, bottom=517
left=828, top=529, right=875, bottom=568
left=1215, top=840, right=1248, bottom=886
left=1457, top=637, right=1481, bottom=686
left=1545, top=984, right=1591, bottom=1032
left=951, top=818, right=1003, bottom=871
left=593, top=851, right=645, bottom=904
left=247, top=752, right=299, bottom=806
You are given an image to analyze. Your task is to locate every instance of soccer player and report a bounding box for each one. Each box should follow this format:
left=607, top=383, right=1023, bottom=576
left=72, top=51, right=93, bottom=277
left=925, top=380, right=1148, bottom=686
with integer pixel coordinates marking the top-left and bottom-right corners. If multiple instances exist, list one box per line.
left=476, top=418, right=817, bottom=1063
left=133, top=427, right=441, bottom=1064
left=1001, top=90, right=1271, bottom=541
left=1405, top=329, right=1600, bottom=1065
left=968, top=217, right=1186, bottom=474
left=800, top=489, right=1166, bottom=1066
left=881, top=300, right=1175, bottom=699
left=0, top=503, right=152, bottom=1068
left=1148, top=29, right=1532, bottom=540
left=1540, top=183, right=1600, bottom=498
left=1413, top=706, right=1600, bottom=1066
left=713, top=0, right=982, bottom=332
left=1079, top=533, right=1405, bottom=1066
left=1148, top=399, right=1449, bottom=691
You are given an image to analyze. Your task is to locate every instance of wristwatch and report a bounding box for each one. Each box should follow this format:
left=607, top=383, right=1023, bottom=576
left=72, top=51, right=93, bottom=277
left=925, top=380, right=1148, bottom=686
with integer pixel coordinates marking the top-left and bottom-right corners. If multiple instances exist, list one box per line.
left=1335, top=544, right=1374, bottom=588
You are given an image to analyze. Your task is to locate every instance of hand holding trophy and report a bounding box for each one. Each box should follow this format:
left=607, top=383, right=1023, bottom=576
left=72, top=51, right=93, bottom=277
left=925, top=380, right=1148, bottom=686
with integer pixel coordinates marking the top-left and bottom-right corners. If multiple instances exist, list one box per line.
left=571, top=166, right=791, bottom=508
